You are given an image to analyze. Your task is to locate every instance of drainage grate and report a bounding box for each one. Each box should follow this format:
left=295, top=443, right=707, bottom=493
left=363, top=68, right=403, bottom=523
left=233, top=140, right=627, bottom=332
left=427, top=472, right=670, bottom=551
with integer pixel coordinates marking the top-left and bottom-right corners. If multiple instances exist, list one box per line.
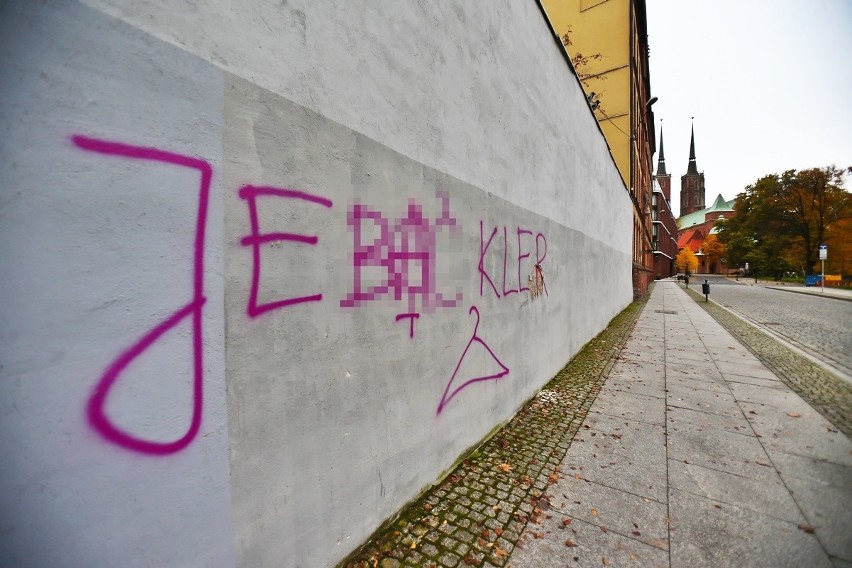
left=654, top=309, right=678, bottom=314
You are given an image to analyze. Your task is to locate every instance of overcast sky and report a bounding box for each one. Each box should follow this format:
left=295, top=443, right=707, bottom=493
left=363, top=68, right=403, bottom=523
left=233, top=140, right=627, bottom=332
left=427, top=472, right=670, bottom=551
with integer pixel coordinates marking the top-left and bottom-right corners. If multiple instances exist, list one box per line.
left=645, top=0, right=852, bottom=214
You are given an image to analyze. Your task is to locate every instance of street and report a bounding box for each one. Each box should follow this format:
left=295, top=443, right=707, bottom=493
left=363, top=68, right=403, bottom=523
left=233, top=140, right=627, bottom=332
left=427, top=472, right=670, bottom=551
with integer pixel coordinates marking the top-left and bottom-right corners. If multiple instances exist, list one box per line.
left=687, top=276, right=852, bottom=379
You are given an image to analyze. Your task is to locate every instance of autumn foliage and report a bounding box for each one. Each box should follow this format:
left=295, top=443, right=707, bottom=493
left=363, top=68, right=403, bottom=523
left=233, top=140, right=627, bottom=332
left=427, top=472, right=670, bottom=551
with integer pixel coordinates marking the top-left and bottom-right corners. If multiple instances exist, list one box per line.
left=717, top=166, right=851, bottom=276
left=676, top=247, right=698, bottom=275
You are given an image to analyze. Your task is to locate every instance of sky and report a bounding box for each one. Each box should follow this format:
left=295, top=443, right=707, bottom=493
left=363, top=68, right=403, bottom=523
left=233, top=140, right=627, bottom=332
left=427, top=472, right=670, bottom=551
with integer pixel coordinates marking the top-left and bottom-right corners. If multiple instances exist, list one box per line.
left=645, top=0, right=852, bottom=214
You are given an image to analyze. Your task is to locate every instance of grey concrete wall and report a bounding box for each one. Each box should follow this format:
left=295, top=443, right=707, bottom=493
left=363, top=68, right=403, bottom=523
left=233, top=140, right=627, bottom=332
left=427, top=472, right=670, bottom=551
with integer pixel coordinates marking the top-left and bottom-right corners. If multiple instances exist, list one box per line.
left=1, top=1, right=632, bottom=567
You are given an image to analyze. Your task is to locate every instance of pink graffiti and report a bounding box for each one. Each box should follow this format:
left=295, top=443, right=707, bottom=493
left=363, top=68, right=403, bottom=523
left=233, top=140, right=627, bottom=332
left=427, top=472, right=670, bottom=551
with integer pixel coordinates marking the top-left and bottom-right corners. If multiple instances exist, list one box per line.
left=479, top=222, right=548, bottom=299
left=73, top=135, right=210, bottom=455
left=437, top=306, right=509, bottom=414
left=238, top=185, right=333, bottom=318
left=479, top=222, right=501, bottom=297
left=395, top=312, right=420, bottom=338
left=517, top=228, right=532, bottom=293
left=340, top=192, right=462, bottom=314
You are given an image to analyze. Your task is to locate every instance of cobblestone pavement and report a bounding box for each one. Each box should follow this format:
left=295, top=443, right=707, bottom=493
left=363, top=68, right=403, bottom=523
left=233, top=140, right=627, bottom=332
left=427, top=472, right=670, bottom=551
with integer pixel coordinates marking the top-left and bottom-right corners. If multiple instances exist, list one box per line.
left=697, top=278, right=852, bottom=377
left=342, top=282, right=851, bottom=567
left=340, top=299, right=646, bottom=568
left=684, top=286, right=852, bottom=438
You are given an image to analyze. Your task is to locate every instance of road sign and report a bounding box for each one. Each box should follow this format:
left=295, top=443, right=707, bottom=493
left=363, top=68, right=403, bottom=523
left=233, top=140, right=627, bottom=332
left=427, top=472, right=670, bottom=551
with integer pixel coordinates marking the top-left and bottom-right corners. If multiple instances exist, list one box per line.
left=819, top=243, right=828, bottom=260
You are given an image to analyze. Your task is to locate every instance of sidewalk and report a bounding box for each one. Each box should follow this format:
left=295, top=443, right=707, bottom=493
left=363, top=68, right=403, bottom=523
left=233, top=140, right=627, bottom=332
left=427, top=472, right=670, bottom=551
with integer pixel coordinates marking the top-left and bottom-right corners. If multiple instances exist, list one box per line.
left=510, top=281, right=852, bottom=567
left=727, top=277, right=852, bottom=302
left=764, top=285, right=852, bottom=302
left=344, top=282, right=852, bottom=568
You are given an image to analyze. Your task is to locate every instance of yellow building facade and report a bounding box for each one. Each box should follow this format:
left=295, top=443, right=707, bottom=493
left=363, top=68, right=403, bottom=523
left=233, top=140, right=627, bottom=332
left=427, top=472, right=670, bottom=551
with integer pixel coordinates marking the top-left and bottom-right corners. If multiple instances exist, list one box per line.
left=543, top=0, right=632, bottom=187
left=542, top=0, right=657, bottom=298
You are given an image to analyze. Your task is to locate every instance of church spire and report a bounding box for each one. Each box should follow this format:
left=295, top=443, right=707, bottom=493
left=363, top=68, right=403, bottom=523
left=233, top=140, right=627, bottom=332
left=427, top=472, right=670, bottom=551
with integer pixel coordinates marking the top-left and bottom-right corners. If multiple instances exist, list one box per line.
left=687, top=122, right=698, bottom=174
left=656, top=126, right=667, bottom=176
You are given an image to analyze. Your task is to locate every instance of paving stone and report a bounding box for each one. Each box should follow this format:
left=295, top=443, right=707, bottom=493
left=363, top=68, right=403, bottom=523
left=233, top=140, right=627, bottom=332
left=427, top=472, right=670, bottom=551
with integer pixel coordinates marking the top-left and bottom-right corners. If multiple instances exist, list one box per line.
left=666, top=383, right=741, bottom=416
left=591, top=389, right=666, bottom=426
left=668, top=459, right=803, bottom=523
left=667, top=416, right=779, bottom=481
left=545, top=475, right=670, bottom=550
left=510, top=513, right=669, bottom=568
left=780, top=473, right=852, bottom=561
left=669, top=488, right=832, bottom=568
left=667, top=404, right=754, bottom=437
left=684, top=286, right=852, bottom=438
left=343, top=283, right=852, bottom=567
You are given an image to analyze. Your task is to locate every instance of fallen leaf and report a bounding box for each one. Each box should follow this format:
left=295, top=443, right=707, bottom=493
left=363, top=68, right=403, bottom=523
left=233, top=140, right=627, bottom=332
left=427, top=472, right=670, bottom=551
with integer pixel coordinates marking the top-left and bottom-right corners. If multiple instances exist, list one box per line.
left=562, top=519, right=573, bottom=527
left=410, top=540, right=417, bottom=550
left=600, top=526, right=608, bottom=533
left=798, top=523, right=815, bottom=534
left=482, top=529, right=490, bottom=539
left=714, top=504, right=722, bottom=509
left=787, top=411, right=801, bottom=418
left=602, top=555, right=609, bottom=565
left=591, top=508, right=599, bottom=516
left=629, top=553, right=637, bottom=560
left=574, top=473, right=584, bottom=480
left=499, top=463, right=513, bottom=472
left=549, top=473, right=560, bottom=483
left=494, top=528, right=504, bottom=537
left=632, top=531, right=641, bottom=536
left=642, top=498, right=650, bottom=503
left=565, top=539, right=577, bottom=547
left=494, top=546, right=508, bottom=558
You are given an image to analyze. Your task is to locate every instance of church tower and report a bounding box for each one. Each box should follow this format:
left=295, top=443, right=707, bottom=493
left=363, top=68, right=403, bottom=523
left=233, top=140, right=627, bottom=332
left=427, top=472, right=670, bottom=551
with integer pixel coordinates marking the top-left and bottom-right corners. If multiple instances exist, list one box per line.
left=655, top=126, right=671, bottom=201
left=679, top=125, right=706, bottom=217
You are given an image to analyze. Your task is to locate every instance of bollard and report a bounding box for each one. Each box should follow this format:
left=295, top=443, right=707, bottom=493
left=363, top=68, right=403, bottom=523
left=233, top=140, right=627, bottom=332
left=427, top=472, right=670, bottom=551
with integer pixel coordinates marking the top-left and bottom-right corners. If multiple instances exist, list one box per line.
left=702, top=279, right=710, bottom=302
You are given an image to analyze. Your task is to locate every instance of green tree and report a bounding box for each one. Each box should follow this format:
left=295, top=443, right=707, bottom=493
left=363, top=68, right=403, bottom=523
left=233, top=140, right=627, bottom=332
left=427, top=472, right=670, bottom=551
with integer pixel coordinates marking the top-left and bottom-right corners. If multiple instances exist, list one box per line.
left=676, top=247, right=698, bottom=275
left=780, top=167, right=852, bottom=274
left=717, top=167, right=852, bottom=276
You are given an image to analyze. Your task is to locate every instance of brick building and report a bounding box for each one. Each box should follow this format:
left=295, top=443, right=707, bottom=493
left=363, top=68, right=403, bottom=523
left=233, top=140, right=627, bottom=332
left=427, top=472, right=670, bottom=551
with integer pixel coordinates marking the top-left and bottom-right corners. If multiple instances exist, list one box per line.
left=651, top=128, right=678, bottom=278
left=541, top=0, right=657, bottom=299
left=675, top=126, right=736, bottom=273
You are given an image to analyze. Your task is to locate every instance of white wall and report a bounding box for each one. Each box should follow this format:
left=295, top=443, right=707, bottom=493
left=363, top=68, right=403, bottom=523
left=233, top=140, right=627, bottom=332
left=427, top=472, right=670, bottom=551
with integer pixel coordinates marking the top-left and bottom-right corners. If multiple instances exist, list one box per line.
left=0, top=1, right=632, bottom=567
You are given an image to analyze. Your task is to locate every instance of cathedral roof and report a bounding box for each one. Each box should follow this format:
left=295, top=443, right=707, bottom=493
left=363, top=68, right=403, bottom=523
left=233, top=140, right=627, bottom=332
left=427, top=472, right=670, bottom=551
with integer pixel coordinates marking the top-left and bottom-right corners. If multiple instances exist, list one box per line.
left=677, top=194, right=736, bottom=230
left=686, top=124, right=698, bottom=175
left=656, top=127, right=667, bottom=176
left=677, top=227, right=704, bottom=252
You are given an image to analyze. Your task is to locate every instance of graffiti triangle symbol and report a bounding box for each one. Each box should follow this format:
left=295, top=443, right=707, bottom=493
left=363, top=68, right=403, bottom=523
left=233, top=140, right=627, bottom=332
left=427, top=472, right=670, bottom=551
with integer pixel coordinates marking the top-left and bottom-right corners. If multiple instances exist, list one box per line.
left=437, top=306, right=509, bottom=414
